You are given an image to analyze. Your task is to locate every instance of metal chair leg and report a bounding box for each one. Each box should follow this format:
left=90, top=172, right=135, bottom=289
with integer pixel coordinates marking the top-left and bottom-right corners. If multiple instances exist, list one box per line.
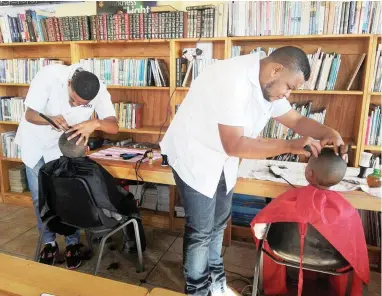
left=94, top=233, right=108, bottom=276
left=131, top=219, right=144, bottom=273
left=85, top=230, right=94, bottom=256
left=252, top=240, right=263, bottom=296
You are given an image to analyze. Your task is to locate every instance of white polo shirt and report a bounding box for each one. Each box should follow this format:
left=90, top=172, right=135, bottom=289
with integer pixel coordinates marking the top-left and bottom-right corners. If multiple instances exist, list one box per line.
left=15, top=63, right=116, bottom=169
left=160, top=53, right=292, bottom=198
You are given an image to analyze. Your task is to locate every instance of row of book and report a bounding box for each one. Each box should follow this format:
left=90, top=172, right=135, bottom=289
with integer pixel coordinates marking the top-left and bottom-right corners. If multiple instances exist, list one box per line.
left=372, top=43, right=382, bottom=92
left=1, top=131, right=20, bottom=159
left=0, top=59, right=63, bottom=84
left=0, top=1, right=381, bottom=44
left=113, top=102, right=143, bottom=130
left=302, top=49, right=342, bottom=91
left=227, top=1, right=382, bottom=37
left=261, top=101, right=326, bottom=141
left=365, top=105, right=381, bottom=146
left=0, top=96, right=26, bottom=122
left=233, top=47, right=346, bottom=91
left=79, top=58, right=169, bottom=87
left=0, top=10, right=187, bottom=43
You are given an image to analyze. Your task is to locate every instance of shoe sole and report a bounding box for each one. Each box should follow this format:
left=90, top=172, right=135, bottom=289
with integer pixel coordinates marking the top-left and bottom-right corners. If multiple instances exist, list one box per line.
left=38, top=250, right=59, bottom=266
left=66, top=260, right=82, bottom=270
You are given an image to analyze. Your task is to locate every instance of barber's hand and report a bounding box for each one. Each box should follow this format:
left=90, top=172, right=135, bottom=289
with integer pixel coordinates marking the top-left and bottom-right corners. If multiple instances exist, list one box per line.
left=319, top=129, right=346, bottom=158
left=66, top=119, right=98, bottom=146
left=48, top=115, right=70, bottom=132
left=289, top=136, right=322, bottom=158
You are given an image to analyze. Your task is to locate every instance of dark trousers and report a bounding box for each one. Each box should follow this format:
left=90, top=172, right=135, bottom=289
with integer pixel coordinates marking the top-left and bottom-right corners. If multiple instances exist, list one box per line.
left=173, top=169, right=233, bottom=296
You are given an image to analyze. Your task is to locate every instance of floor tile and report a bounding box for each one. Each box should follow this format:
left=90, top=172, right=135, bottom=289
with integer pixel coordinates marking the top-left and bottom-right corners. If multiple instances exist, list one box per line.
left=0, top=222, right=33, bottom=246
left=0, top=204, right=24, bottom=219
left=0, top=207, right=37, bottom=227
left=1, top=227, right=39, bottom=258
left=146, top=251, right=184, bottom=293
left=223, top=240, right=256, bottom=270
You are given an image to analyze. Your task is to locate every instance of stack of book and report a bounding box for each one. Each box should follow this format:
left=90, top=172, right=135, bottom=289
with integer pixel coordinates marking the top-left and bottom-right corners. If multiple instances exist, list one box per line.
left=261, top=101, right=326, bottom=140
left=372, top=43, right=382, bottom=92
left=8, top=165, right=28, bottom=193
left=113, top=102, right=143, bottom=129
left=231, top=194, right=266, bottom=227
left=79, top=58, right=169, bottom=87
left=1, top=131, right=20, bottom=159
left=0, top=96, right=26, bottom=122
left=157, top=185, right=170, bottom=212
left=0, top=59, right=63, bottom=84
left=364, top=105, right=381, bottom=146
left=359, top=210, right=381, bottom=248
left=140, top=184, right=170, bottom=212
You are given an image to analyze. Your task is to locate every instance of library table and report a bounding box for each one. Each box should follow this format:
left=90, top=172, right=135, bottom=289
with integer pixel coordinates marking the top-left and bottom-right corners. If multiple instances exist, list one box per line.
left=92, top=157, right=382, bottom=212
left=0, top=253, right=149, bottom=296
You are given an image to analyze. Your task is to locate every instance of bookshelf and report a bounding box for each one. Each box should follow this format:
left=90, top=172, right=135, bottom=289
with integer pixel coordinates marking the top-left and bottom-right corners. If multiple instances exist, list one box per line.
left=0, top=34, right=380, bottom=249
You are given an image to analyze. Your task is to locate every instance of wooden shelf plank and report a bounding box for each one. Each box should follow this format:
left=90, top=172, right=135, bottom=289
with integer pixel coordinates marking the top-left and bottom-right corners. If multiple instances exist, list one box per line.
left=0, top=83, right=170, bottom=90
left=364, top=145, right=382, bottom=152
left=119, top=126, right=167, bottom=134
left=292, top=90, right=363, bottom=95
left=175, top=87, right=362, bottom=95
left=0, top=121, right=19, bottom=125
left=174, top=37, right=227, bottom=42
left=0, top=41, right=71, bottom=47
left=371, top=92, right=382, bottom=96
left=0, top=83, right=30, bottom=86
left=4, top=191, right=32, bottom=207
left=2, top=157, right=22, bottom=163
left=107, top=85, right=169, bottom=90
left=230, top=34, right=373, bottom=42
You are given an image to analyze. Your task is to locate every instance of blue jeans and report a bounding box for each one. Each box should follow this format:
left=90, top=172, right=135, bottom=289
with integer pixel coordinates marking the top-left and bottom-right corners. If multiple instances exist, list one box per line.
left=26, top=157, right=80, bottom=246
left=173, top=169, right=233, bottom=296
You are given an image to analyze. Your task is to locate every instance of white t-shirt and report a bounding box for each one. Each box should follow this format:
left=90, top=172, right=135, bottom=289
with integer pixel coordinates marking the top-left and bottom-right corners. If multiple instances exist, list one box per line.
left=160, top=53, right=292, bottom=198
left=15, top=63, right=116, bottom=169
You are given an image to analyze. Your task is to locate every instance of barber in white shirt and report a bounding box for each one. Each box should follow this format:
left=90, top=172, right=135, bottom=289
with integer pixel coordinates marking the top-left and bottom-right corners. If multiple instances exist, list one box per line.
left=15, top=63, right=118, bottom=269
left=160, top=46, right=346, bottom=296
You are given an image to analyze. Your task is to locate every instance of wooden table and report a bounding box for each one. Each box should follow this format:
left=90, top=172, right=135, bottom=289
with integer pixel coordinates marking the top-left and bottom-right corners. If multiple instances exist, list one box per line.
left=0, top=253, right=149, bottom=296
left=93, top=157, right=382, bottom=212
left=150, top=288, right=185, bottom=296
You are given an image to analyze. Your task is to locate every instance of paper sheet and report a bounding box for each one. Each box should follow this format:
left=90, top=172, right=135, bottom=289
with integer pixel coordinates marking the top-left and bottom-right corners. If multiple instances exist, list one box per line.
left=238, top=159, right=382, bottom=198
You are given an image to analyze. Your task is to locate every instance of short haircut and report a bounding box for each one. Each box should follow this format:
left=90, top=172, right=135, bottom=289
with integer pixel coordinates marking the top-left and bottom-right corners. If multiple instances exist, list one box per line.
left=269, top=46, right=311, bottom=81
left=58, top=131, right=86, bottom=158
left=307, top=147, right=347, bottom=187
left=71, top=70, right=100, bottom=101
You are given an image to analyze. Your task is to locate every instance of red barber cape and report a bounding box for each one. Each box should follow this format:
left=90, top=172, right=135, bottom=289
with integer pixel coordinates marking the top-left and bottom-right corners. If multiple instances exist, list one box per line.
left=250, top=185, right=369, bottom=296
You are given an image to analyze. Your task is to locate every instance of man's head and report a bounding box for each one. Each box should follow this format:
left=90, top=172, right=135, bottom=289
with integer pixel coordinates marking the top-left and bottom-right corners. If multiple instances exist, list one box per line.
left=68, top=69, right=100, bottom=107
left=59, top=131, right=87, bottom=158
left=305, top=148, right=347, bottom=188
left=259, top=46, right=311, bottom=102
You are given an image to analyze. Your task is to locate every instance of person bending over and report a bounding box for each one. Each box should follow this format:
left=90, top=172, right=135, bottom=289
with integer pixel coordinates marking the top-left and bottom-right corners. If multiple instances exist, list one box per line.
left=38, top=132, right=145, bottom=269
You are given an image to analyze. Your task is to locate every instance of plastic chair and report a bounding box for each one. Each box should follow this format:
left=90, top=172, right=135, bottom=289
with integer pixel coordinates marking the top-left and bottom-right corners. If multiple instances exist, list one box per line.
left=252, top=222, right=367, bottom=296
left=35, top=176, right=144, bottom=275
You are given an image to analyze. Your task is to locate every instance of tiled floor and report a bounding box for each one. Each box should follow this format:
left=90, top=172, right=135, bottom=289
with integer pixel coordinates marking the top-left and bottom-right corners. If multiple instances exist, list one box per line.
left=0, top=203, right=381, bottom=295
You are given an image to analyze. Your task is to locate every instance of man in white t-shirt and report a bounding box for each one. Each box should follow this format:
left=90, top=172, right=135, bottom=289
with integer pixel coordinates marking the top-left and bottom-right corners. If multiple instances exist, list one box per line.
left=15, top=63, right=118, bottom=269
left=160, top=46, right=346, bottom=296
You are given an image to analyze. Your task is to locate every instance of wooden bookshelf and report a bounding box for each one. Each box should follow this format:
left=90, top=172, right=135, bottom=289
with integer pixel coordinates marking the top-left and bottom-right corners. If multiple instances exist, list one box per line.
left=360, top=36, right=381, bottom=156
left=0, top=35, right=380, bottom=246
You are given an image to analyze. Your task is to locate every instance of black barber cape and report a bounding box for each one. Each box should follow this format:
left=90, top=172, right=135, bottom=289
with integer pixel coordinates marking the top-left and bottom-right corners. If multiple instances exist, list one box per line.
left=38, top=156, right=144, bottom=248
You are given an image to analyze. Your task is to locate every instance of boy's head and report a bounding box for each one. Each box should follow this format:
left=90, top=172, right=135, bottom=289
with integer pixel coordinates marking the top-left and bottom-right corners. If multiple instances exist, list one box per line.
left=59, top=131, right=87, bottom=158
left=305, top=147, right=347, bottom=188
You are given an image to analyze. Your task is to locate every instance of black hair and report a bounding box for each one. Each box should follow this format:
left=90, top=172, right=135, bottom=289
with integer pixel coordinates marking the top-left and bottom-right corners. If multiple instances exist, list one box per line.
left=269, top=46, right=311, bottom=81
left=58, top=131, right=87, bottom=158
left=71, top=70, right=100, bottom=101
left=308, top=147, right=347, bottom=187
